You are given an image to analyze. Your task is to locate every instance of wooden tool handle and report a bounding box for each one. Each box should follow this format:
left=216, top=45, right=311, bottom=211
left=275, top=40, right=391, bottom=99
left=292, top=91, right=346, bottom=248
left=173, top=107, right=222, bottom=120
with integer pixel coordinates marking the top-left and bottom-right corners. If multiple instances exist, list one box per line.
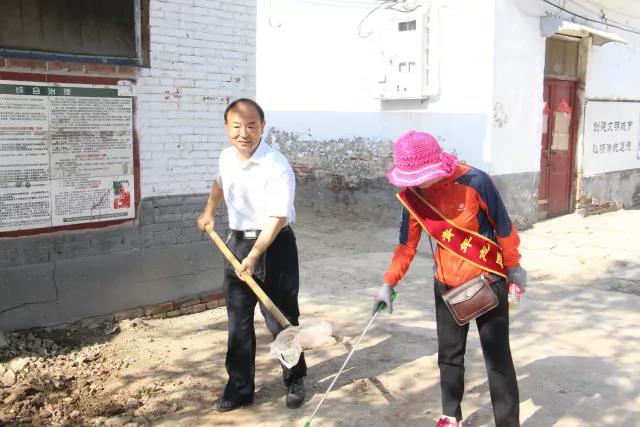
left=204, top=224, right=291, bottom=328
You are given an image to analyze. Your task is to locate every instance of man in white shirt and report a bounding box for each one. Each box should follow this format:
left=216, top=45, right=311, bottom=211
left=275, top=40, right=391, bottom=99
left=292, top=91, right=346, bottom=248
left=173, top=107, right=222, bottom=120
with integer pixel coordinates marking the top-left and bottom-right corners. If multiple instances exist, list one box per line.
left=196, top=98, right=306, bottom=412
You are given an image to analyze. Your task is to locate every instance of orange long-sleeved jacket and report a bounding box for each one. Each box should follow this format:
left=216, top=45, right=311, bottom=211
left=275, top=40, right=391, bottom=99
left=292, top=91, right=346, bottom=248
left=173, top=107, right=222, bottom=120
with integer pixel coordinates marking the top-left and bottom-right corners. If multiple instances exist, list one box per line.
left=383, top=163, right=521, bottom=287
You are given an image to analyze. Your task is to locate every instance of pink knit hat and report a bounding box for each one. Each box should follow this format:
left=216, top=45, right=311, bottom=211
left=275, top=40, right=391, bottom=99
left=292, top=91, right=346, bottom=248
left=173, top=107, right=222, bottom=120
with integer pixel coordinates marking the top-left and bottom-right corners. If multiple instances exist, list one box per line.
left=387, top=130, right=458, bottom=187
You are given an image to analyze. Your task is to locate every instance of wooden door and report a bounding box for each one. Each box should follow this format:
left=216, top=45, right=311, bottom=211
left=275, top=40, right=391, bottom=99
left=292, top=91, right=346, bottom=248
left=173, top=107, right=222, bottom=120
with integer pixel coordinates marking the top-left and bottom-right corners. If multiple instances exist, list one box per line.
left=538, top=78, right=577, bottom=218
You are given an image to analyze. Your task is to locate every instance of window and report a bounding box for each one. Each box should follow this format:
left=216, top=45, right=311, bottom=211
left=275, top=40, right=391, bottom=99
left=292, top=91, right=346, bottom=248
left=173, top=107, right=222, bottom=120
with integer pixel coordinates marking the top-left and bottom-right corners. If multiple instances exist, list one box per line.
left=398, top=20, right=417, bottom=32
left=0, top=0, right=146, bottom=66
left=544, top=37, right=579, bottom=78
left=398, top=62, right=416, bottom=73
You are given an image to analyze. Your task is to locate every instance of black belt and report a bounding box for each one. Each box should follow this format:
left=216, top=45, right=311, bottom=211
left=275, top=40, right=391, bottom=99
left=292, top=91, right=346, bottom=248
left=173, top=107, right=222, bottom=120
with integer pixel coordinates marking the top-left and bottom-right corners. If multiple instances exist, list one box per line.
left=230, top=225, right=291, bottom=240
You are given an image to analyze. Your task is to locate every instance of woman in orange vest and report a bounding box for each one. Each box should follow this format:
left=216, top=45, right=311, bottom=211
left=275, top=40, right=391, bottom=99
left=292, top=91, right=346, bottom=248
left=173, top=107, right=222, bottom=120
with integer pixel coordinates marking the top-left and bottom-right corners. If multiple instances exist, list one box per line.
left=372, top=130, right=527, bottom=427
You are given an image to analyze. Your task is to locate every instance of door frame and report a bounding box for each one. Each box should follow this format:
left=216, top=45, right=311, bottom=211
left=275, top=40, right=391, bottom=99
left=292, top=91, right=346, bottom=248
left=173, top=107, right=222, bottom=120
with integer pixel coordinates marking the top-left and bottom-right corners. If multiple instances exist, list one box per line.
left=539, top=77, right=580, bottom=217
left=539, top=36, right=589, bottom=219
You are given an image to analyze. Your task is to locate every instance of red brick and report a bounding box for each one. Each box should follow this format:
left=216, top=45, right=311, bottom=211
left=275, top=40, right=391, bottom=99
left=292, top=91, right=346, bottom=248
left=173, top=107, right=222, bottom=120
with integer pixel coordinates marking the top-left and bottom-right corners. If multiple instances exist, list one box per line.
left=116, top=66, right=137, bottom=76
left=174, top=297, right=200, bottom=310
left=179, top=306, right=196, bottom=315
left=199, top=291, right=223, bottom=303
left=143, top=302, right=174, bottom=316
left=5, top=58, right=46, bottom=70
left=179, top=304, right=205, bottom=316
left=205, top=301, right=220, bottom=310
left=47, top=61, right=83, bottom=72
left=83, top=63, right=117, bottom=75
left=114, top=307, right=144, bottom=321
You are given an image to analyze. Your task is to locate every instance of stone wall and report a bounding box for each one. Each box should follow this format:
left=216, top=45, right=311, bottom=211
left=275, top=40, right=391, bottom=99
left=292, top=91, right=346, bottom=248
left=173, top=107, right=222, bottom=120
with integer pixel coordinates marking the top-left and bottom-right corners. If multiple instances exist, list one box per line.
left=270, top=129, right=539, bottom=229
left=577, top=170, right=640, bottom=215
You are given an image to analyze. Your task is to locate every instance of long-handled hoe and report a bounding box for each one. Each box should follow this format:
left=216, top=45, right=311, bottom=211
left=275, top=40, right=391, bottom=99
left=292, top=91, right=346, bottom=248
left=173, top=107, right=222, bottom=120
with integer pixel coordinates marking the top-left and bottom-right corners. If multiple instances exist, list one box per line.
left=205, top=224, right=334, bottom=368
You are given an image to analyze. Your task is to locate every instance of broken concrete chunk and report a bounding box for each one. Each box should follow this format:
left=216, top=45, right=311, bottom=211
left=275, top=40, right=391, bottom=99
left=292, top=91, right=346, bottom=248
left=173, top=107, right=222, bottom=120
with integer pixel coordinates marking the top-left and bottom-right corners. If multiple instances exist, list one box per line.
left=1, top=369, right=16, bottom=387
left=8, top=357, right=29, bottom=372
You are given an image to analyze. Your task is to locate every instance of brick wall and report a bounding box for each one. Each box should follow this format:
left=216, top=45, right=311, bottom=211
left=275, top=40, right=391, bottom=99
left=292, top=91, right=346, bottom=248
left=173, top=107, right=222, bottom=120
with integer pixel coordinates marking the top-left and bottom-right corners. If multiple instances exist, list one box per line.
left=0, top=0, right=256, bottom=330
left=136, top=0, right=257, bottom=197
left=0, top=195, right=227, bottom=270
left=0, top=194, right=231, bottom=331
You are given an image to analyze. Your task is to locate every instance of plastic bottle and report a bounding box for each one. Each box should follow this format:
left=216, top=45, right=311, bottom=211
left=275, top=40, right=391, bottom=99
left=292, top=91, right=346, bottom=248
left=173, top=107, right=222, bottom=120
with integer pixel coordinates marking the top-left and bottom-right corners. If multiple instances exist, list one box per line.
left=508, top=282, right=522, bottom=309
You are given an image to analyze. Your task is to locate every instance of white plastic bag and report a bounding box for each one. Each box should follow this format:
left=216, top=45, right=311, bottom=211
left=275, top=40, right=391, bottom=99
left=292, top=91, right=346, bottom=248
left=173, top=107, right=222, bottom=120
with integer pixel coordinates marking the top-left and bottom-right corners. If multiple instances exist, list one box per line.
left=270, top=318, right=336, bottom=368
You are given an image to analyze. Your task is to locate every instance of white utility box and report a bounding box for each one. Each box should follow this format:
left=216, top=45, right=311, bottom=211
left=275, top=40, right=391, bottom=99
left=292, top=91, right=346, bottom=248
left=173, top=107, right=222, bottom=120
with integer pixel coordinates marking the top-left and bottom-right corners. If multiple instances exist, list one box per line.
left=378, top=4, right=439, bottom=100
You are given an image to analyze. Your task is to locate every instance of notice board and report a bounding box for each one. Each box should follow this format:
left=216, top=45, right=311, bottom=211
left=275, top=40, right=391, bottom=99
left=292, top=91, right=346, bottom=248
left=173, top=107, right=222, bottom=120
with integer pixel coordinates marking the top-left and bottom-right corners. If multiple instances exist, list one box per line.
left=0, top=80, right=135, bottom=232
left=582, top=100, right=640, bottom=177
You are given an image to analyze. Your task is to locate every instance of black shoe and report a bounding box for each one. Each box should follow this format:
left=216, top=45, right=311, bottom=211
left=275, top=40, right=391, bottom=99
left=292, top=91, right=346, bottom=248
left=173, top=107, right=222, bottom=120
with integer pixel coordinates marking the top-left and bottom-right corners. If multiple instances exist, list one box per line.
left=285, top=379, right=305, bottom=409
left=212, top=396, right=253, bottom=412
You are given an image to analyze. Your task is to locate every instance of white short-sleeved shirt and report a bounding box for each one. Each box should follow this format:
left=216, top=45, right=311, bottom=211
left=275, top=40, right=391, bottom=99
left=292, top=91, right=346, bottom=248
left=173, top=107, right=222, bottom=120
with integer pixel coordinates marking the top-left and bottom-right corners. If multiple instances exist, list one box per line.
left=216, top=140, right=296, bottom=231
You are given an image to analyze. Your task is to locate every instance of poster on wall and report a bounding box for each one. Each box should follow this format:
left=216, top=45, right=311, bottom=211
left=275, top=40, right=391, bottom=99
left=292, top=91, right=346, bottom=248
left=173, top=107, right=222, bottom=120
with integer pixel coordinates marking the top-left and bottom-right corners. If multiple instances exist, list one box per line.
left=0, top=81, right=135, bottom=232
left=582, top=100, right=640, bottom=177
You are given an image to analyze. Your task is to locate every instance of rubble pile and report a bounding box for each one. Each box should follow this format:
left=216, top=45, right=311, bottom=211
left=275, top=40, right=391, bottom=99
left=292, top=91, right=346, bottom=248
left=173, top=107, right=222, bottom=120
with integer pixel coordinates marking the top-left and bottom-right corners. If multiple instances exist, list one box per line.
left=0, top=321, right=181, bottom=427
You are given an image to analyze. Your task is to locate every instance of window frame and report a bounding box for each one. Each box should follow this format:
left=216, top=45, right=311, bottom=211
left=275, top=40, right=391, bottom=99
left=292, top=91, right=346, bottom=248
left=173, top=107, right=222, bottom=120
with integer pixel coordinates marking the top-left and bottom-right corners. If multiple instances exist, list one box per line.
left=398, top=20, right=417, bottom=32
left=0, top=0, right=148, bottom=67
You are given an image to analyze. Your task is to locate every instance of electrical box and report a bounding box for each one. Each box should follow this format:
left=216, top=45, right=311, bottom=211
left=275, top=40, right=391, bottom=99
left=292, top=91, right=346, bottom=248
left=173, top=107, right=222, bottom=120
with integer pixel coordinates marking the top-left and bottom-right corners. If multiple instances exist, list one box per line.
left=378, top=5, right=439, bottom=100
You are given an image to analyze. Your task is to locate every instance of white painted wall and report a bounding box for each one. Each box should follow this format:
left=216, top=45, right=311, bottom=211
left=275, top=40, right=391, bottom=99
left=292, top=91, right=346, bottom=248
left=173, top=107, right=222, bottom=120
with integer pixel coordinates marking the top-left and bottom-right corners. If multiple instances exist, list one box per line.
left=257, top=0, right=496, bottom=168
left=259, top=0, right=640, bottom=178
left=579, top=4, right=640, bottom=179
left=489, top=0, right=546, bottom=175
left=136, top=0, right=256, bottom=198
left=549, top=0, right=640, bottom=99
left=257, top=0, right=379, bottom=112
left=586, top=31, right=640, bottom=99
left=489, top=0, right=640, bottom=175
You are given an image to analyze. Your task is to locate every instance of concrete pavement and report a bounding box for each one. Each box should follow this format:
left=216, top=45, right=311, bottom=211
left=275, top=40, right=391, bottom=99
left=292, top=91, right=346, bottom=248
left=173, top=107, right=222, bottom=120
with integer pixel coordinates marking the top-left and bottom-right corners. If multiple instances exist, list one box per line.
left=4, top=208, right=635, bottom=426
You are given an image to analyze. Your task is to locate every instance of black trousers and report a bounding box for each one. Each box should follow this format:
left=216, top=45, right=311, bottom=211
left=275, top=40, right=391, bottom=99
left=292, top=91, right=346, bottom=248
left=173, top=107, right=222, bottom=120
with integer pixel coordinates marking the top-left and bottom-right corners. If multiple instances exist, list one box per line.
left=222, top=226, right=307, bottom=400
left=434, top=278, right=520, bottom=426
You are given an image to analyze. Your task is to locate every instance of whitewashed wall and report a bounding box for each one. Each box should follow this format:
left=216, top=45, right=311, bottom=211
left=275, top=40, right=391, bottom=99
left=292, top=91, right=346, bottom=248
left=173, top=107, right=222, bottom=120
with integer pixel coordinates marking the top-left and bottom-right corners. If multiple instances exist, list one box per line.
left=489, top=0, right=546, bottom=176
left=584, top=2, right=640, bottom=100
left=259, top=0, right=640, bottom=178
left=258, top=0, right=640, bottom=222
left=257, top=0, right=496, bottom=168
left=501, top=0, right=640, bottom=177
left=587, top=40, right=640, bottom=100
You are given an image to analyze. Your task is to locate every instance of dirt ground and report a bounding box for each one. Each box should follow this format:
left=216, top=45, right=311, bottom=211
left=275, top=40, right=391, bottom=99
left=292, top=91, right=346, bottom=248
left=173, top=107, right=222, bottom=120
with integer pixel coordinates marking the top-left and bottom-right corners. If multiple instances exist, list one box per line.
left=1, top=209, right=639, bottom=426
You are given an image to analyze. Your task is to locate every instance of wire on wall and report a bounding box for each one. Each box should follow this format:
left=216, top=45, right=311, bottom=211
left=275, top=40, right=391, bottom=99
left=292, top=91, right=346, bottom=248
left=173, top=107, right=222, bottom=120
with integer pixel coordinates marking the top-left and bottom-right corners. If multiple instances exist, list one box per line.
left=542, top=0, right=640, bottom=36
left=572, top=0, right=640, bottom=21
left=358, top=0, right=421, bottom=38
left=564, top=0, right=640, bottom=28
